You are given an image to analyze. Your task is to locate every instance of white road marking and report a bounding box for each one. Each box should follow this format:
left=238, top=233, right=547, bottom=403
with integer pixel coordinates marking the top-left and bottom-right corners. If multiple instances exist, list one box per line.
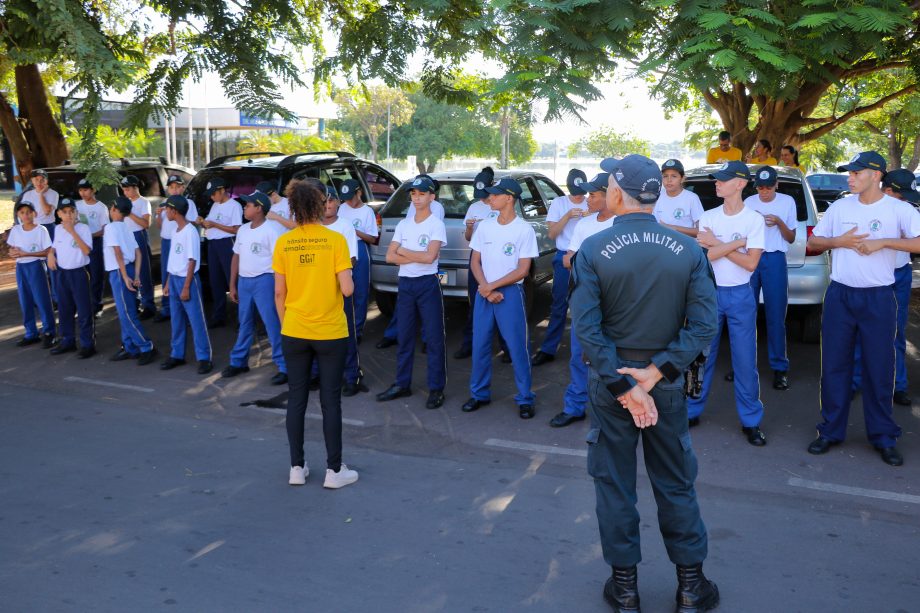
left=251, top=406, right=365, bottom=427
left=788, top=477, right=920, bottom=505
left=64, top=376, right=154, bottom=393
left=484, top=438, right=587, bottom=458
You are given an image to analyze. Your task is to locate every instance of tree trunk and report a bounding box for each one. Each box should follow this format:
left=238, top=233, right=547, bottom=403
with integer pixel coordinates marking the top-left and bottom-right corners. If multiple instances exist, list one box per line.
left=906, top=135, right=920, bottom=172
left=416, top=160, right=426, bottom=174
left=15, top=64, right=69, bottom=167
left=0, top=91, right=34, bottom=183
left=499, top=109, right=510, bottom=169
left=888, top=113, right=903, bottom=169
left=426, top=161, right=435, bottom=173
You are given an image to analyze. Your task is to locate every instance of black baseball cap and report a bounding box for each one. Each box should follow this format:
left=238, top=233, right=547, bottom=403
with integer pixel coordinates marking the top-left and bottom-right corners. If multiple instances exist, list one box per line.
left=30, top=169, right=48, bottom=178
left=661, top=159, right=685, bottom=176
left=601, top=154, right=662, bottom=204
left=206, top=177, right=228, bottom=196
left=485, top=177, right=523, bottom=197
left=77, top=178, right=93, bottom=190
left=240, top=191, right=272, bottom=213
left=883, top=169, right=920, bottom=204
left=56, top=197, right=76, bottom=211
left=837, top=151, right=886, bottom=174
left=408, top=176, right=437, bottom=193
left=582, top=173, right=610, bottom=193
left=166, top=174, right=185, bottom=186
left=473, top=167, right=495, bottom=199
left=120, top=175, right=140, bottom=187
left=113, top=196, right=133, bottom=216
left=753, top=166, right=778, bottom=187
left=164, top=195, right=190, bottom=216
left=255, top=180, right=277, bottom=195
left=709, top=161, right=751, bottom=182
left=14, top=200, right=36, bottom=214
left=417, top=174, right=440, bottom=192
left=567, top=168, right=588, bottom=196
left=339, top=179, right=362, bottom=199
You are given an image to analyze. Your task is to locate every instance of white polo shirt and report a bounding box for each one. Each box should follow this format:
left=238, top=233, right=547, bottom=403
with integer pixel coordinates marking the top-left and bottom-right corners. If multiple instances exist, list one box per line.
left=654, top=189, right=704, bottom=229
left=698, top=205, right=766, bottom=287
left=159, top=198, right=199, bottom=240
left=233, top=220, right=286, bottom=277
left=269, top=197, right=291, bottom=221
left=392, top=213, right=448, bottom=277
left=470, top=216, right=538, bottom=284
left=463, top=200, right=499, bottom=237
left=167, top=222, right=202, bottom=276
left=20, top=189, right=59, bottom=225
left=546, top=195, right=589, bottom=251
left=51, top=223, right=92, bottom=269
left=102, top=221, right=138, bottom=271
left=123, top=197, right=151, bottom=233
left=205, top=198, right=243, bottom=240
left=813, top=193, right=920, bottom=288
left=743, top=192, right=797, bottom=253
left=7, top=224, right=51, bottom=264
left=569, top=213, right=616, bottom=253
left=76, top=200, right=110, bottom=235
left=325, top=217, right=359, bottom=260
left=337, top=203, right=379, bottom=241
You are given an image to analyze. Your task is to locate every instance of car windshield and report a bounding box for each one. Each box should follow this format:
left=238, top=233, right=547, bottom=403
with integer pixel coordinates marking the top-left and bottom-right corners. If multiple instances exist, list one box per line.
left=187, top=168, right=280, bottom=208
left=684, top=178, right=809, bottom=221
left=382, top=181, right=480, bottom=219
left=807, top=174, right=849, bottom=192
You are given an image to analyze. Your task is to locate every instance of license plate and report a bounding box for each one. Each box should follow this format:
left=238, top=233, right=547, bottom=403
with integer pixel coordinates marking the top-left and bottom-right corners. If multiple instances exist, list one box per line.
left=437, top=270, right=449, bottom=285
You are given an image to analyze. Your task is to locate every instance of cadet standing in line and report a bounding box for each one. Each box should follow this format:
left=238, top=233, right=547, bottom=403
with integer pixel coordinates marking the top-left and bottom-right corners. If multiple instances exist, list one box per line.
left=688, top=161, right=767, bottom=447
left=75, top=178, right=109, bottom=316
left=154, top=175, right=199, bottom=323
left=20, top=169, right=60, bottom=303
left=119, top=175, right=158, bottom=319
left=705, top=131, right=742, bottom=164
left=336, top=178, right=377, bottom=343
left=376, top=176, right=448, bottom=409
left=532, top=168, right=589, bottom=366
left=7, top=200, right=56, bottom=348
left=46, top=198, right=95, bottom=358
left=570, top=154, right=719, bottom=613
left=162, top=195, right=213, bottom=375
left=654, top=159, right=704, bottom=238
left=549, top=172, right=613, bottom=429
left=199, top=178, right=242, bottom=329
left=462, top=177, right=538, bottom=419
left=807, top=152, right=920, bottom=467
left=221, top=191, right=288, bottom=385
left=743, top=166, right=797, bottom=390
left=256, top=180, right=295, bottom=230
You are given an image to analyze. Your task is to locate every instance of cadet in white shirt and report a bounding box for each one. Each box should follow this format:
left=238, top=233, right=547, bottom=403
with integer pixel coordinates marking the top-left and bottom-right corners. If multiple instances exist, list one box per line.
left=8, top=201, right=55, bottom=347
left=533, top=168, right=589, bottom=366
left=256, top=180, right=295, bottom=230
left=198, top=177, right=242, bottom=328
left=20, top=169, right=60, bottom=303
left=76, top=178, right=110, bottom=315
left=119, top=175, right=158, bottom=318
left=47, top=198, right=95, bottom=357
left=744, top=166, right=797, bottom=390
left=154, top=175, right=199, bottom=322
left=689, top=161, right=767, bottom=446
left=336, top=178, right=378, bottom=341
left=654, top=159, right=704, bottom=237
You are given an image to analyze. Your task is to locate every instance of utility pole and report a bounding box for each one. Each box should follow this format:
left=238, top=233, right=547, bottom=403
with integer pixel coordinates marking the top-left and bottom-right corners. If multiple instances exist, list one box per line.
left=386, top=102, right=391, bottom=162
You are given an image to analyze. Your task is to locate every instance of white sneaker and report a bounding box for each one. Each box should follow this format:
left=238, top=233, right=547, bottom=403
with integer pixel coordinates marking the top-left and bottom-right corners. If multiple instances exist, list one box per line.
left=289, top=465, right=308, bottom=486
left=323, top=464, right=359, bottom=489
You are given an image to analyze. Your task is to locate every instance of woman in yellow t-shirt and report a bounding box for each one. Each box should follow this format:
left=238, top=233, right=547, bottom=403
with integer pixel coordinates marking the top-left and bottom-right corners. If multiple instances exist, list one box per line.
left=747, top=138, right=778, bottom=165
left=780, top=145, right=806, bottom=174
left=272, top=179, right=358, bottom=489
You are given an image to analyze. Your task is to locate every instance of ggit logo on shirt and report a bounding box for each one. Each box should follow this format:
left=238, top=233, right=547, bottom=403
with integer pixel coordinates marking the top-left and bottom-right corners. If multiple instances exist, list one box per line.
left=731, top=232, right=742, bottom=241
left=71, top=239, right=78, bottom=248
left=250, top=243, right=262, bottom=254
left=673, top=208, right=685, bottom=219
left=869, top=219, right=882, bottom=232
left=502, top=242, right=516, bottom=256
left=352, top=219, right=361, bottom=229
left=175, top=244, right=184, bottom=254
left=418, top=234, right=430, bottom=248
left=30, top=243, right=38, bottom=252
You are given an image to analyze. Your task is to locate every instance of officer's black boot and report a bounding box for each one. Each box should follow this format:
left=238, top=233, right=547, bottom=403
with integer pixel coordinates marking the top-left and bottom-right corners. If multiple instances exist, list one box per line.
left=603, top=565, right=640, bottom=612
left=675, top=563, right=719, bottom=612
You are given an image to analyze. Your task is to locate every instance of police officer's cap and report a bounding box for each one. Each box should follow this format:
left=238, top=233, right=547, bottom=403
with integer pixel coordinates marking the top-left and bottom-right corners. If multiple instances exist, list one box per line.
left=837, top=151, right=887, bottom=174
left=473, top=167, right=495, bottom=199
left=205, top=177, right=228, bottom=196
left=166, top=174, right=185, bottom=186
left=240, top=191, right=272, bottom=214
left=484, top=177, right=523, bottom=198
left=56, top=197, right=76, bottom=211
left=600, top=154, right=662, bottom=205
left=582, top=172, right=610, bottom=193
left=753, top=165, right=778, bottom=187
left=408, top=176, right=437, bottom=193
left=113, top=196, right=133, bottom=216
left=164, top=195, right=190, bottom=216
left=567, top=168, right=588, bottom=196
left=882, top=169, right=920, bottom=204
left=255, top=180, right=277, bottom=195
left=120, top=174, right=141, bottom=187
left=661, top=159, right=685, bottom=176
left=708, top=161, right=751, bottom=182
left=30, top=169, right=48, bottom=178
left=77, top=178, right=94, bottom=190
left=339, top=179, right=362, bottom=199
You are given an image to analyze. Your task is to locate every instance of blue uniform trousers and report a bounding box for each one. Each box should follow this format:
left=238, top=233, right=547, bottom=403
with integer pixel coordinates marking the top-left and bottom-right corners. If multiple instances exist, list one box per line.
left=16, top=260, right=56, bottom=339
left=343, top=294, right=361, bottom=384
left=819, top=282, right=900, bottom=448
left=853, top=263, right=911, bottom=393
left=395, top=275, right=446, bottom=390
left=133, top=229, right=156, bottom=312
left=587, top=366, right=708, bottom=567
left=159, top=238, right=172, bottom=315
left=470, top=283, right=534, bottom=405
left=207, top=237, right=234, bottom=325
left=688, top=284, right=764, bottom=427
left=563, top=325, right=588, bottom=417
left=168, top=273, right=212, bottom=361
left=42, top=223, right=59, bottom=303
left=539, top=250, right=570, bottom=355
left=109, top=264, right=153, bottom=354
left=88, top=236, right=106, bottom=312
left=749, top=251, right=789, bottom=372
left=460, top=260, right=508, bottom=354
left=57, top=267, right=94, bottom=349
left=353, top=241, right=371, bottom=340
left=229, top=273, right=285, bottom=372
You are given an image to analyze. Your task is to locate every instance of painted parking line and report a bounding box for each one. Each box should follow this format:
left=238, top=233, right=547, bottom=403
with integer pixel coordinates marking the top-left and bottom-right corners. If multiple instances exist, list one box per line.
left=251, top=406, right=366, bottom=427
left=64, top=376, right=154, bottom=393
left=788, top=477, right=920, bottom=505
left=484, top=438, right=587, bottom=458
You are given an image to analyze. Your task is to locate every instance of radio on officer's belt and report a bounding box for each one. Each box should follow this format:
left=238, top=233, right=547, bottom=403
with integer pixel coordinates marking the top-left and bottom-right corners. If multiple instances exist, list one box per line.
left=684, top=353, right=707, bottom=399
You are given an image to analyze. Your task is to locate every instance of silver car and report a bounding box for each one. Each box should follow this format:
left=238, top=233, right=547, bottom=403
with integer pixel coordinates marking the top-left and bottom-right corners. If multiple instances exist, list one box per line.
left=683, top=164, right=830, bottom=343
left=370, top=170, right=563, bottom=316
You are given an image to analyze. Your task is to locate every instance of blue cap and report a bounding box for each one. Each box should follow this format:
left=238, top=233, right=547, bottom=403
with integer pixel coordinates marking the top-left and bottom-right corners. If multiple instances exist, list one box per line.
left=120, top=174, right=140, bottom=187
left=325, top=185, right=340, bottom=199
left=165, top=195, right=190, bottom=216
left=601, top=154, right=662, bottom=204
left=166, top=174, right=185, bottom=185
left=837, top=151, right=887, bottom=174
left=240, top=191, right=272, bottom=213
left=113, top=196, right=133, bottom=216
left=30, top=169, right=48, bottom=178
left=473, top=167, right=495, bottom=199
left=56, top=197, right=76, bottom=210
left=205, top=177, right=227, bottom=196
left=883, top=169, right=920, bottom=204
left=77, top=178, right=93, bottom=190
left=416, top=174, right=440, bottom=192
left=485, top=177, right=523, bottom=197
left=582, top=173, right=610, bottom=193
left=14, top=200, right=36, bottom=214
left=339, top=179, right=362, bottom=199
left=661, top=159, right=685, bottom=176
left=567, top=169, right=588, bottom=195
left=255, top=180, right=277, bottom=195
left=709, top=161, right=751, bottom=182
left=753, top=166, right=778, bottom=187
left=408, top=176, right=437, bottom=193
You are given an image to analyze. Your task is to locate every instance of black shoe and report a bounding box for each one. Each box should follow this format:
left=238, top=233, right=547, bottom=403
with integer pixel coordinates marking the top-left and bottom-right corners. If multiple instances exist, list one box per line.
left=773, top=370, right=789, bottom=390
left=500, top=352, right=512, bottom=364
left=426, top=390, right=445, bottom=409
left=77, top=347, right=97, bottom=359
left=807, top=436, right=838, bottom=455
left=531, top=350, right=555, bottom=366
left=549, top=412, right=585, bottom=428
left=519, top=404, right=535, bottom=419
left=16, top=336, right=41, bottom=347
left=160, top=357, right=186, bottom=370
left=893, top=390, right=912, bottom=406
left=42, top=334, right=56, bottom=349
left=724, top=370, right=734, bottom=382
left=688, top=417, right=700, bottom=428
left=207, top=320, right=226, bottom=330
left=603, top=566, right=640, bottom=613
left=137, top=347, right=158, bottom=366
left=309, top=376, right=320, bottom=391
left=197, top=360, right=213, bottom=375
left=675, top=563, right=719, bottom=613
left=742, top=426, right=766, bottom=446
left=376, top=384, right=412, bottom=402
left=375, top=336, right=397, bottom=349
left=153, top=312, right=170, bottom=323
left=878, top=446, right=904, bottom=466
left=453, top=347, right=472, bottom=359
left=94, top=307, right=104, bottom=318
left=111, top=348, right=138, bottom=361
left=221, top=365, right=250, bottom=378
left=270, top=372, right=288, bottom=386
left=461, top=398, right=490, bottom=413
left=342, top=381, right=360, bottom=397
left=50, top=344, right=76, bottom=356
left=138, top=308, right=156, bottom=321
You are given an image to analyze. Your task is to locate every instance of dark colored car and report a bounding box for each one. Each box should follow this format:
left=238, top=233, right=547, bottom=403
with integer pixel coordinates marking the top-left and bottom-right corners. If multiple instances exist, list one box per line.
left=806, top=173, right=850, bottom=213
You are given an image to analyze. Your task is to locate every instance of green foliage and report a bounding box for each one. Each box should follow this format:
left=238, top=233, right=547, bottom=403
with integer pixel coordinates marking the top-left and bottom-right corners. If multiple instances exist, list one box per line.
left=333, top=85, right=415, bottom=160
left=236, top=131, right=333, bottom=155
left=64, top=125, right=164, bottom=159
left=568, top=127, right=651, bottom=159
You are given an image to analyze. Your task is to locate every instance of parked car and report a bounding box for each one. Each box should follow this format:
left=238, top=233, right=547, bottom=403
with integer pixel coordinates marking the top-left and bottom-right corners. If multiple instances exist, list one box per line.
left=806, top=172, right=850, bottom=214
left=684, top=164, right=830, bottom=343
left=370, top=169, right=562, bottom=317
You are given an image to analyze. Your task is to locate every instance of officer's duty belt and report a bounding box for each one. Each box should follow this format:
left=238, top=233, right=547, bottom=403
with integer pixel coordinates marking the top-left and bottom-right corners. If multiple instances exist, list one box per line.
left=616, top=347, right=662, bottom=361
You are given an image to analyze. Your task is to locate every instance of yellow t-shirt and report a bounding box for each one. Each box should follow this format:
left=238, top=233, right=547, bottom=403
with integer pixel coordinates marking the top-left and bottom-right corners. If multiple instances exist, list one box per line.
left=751, top=156, right=778, bottom=165
left=272, top=224, right=352, bottom=340
left=706, top=146, right=743, bottom=164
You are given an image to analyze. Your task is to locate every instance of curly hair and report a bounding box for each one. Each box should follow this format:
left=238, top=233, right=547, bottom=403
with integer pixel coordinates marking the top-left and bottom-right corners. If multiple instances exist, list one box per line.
left=285, top=179, right=325, bottom=225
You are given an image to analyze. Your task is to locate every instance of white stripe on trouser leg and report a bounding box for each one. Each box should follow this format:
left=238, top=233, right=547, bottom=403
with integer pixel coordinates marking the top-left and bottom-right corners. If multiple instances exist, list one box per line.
left=193, top=275, right=213, bottom=359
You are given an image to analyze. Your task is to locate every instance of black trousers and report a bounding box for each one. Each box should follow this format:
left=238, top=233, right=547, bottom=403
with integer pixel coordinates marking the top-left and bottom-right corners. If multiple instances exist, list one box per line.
left=283, top=335, right=348, bottom=470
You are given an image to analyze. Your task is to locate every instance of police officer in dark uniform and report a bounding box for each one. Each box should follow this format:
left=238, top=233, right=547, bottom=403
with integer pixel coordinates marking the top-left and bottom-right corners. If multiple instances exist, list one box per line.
left=570, top=154, right=720, bottom=612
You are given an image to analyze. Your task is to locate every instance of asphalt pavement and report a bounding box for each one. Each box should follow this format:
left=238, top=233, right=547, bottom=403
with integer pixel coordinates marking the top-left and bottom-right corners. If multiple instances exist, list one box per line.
left=0, top=282, right=918, bottom=612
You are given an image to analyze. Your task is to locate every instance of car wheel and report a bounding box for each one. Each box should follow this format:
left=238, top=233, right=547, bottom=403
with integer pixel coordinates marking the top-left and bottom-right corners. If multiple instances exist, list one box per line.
left=375, top=290, right=396, bottom=317
left=801, top=305, right=821, bottom=344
